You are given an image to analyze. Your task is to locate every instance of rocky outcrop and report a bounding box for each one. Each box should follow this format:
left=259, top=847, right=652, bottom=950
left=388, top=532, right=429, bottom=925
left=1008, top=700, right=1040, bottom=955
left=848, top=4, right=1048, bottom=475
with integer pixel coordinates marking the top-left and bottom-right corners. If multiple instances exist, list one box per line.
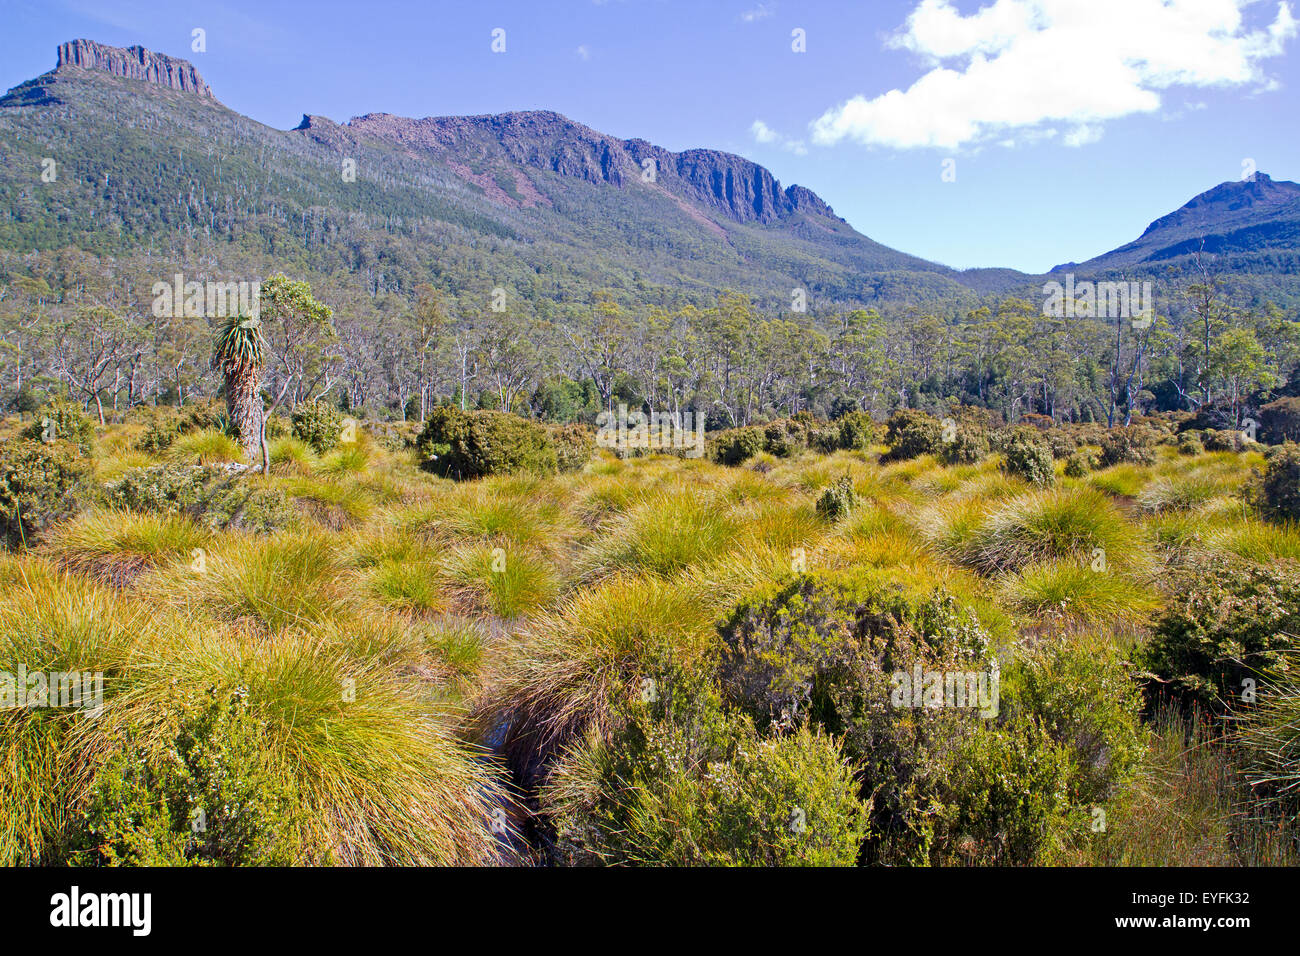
left=55, top=39, right=214, bottom=99
left=342, top=110, right=841, bottom=225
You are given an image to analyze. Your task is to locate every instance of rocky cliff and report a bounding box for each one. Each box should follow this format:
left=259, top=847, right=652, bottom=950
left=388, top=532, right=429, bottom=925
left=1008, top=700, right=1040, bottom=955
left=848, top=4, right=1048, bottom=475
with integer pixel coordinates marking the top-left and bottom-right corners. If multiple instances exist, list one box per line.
left=342, top=110, right=842, bottom=226
left=55, top=39, right=214, bottom=99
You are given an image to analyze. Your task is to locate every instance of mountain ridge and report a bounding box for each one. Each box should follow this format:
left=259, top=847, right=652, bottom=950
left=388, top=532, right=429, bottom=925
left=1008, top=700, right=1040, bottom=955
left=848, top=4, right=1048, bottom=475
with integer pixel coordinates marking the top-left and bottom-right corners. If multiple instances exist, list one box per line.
left=3, top=38, right=1300, bottom=305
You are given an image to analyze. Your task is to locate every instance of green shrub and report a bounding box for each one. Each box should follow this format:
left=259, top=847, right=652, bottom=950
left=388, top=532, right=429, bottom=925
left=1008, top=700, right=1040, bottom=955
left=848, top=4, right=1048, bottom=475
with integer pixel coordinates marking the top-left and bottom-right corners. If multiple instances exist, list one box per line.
left=203, top=484, right=300, bottom=535
left=545, top=423, right=596, bottom=472
left=1260, top=397, right=1300, bottom=445
left=763, top=420, right=805, bottom=458
left=716, top=570, right=1059, bottom=863
left=544, top=667, right=866, bottom=866
left=941, top=427, right=990, bottom=466
left=1004, top=642, right=1144, bottom=805
left=417, top=407, right=558, bottom=479
left=107, top=464, right=211, bottom=513
left=717, top=570, right=994, bottom=738
left=291, top=401, right=344, bottom=454
left=1099, top=426, right=1157, bottom=467
left=938, top=713, right=1073, bottom=864
left=1203, top=427, right=1251, bottom=453
left=1177, top=431, right=1205, bottom=456
left=836, top=411, right=877, bottom=451
left=20, top=400, right=94, bottom=450
left=710, top=425, right=767, bottom=466
left=0, top=440, right=91, bottom=545
left=1259, top=443, right=1300, bottom=523
left=1002, top=430, right=1056, bottom=486
left=133, top=400, right=229, bottom=453
left=106, top=465, right=297, bottom=534
left=884, top=409, right=945, bottom=461
left=134, top=412, right=184, bottom=453
left=815, top=475, right=859, bottom=522
left=1144, top=560, right=1300, bottom=712
left=69, top=690, right=305, bottom=865
left=1063, top=450, right=1095, bottom=478
left=1044, top=430, right=1078, bottom=460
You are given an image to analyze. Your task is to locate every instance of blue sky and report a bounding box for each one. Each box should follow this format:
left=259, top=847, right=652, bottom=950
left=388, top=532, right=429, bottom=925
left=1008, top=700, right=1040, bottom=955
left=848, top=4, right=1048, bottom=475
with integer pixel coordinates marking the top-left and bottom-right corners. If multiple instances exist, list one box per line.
left=2, top=0, right=1297, bottom=273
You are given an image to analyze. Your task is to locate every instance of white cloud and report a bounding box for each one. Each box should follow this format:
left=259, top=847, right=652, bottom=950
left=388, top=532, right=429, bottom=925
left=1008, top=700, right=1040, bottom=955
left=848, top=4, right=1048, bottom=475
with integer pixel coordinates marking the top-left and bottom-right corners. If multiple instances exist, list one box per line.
left=576, top=45, right=591, bottom=60
left=742, top=3, right=776, bottom=22
left=812, top=0, right=1298, bottom=150
left=750, top=119, right=808, bottom=155
left=1063, top=123, right=1103, bottom=147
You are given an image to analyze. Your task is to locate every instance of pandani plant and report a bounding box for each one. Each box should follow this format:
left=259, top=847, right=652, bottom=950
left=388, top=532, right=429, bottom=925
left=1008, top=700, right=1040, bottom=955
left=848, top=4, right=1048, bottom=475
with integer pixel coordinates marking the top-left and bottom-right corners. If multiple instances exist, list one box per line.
left=211, top=312, right=267, bottom=465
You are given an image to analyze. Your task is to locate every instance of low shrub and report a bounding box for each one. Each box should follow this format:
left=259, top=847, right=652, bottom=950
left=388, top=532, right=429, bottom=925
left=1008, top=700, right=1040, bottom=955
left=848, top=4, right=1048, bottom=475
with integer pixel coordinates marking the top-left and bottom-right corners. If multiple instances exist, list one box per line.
left=417, top=407, right=558, bottom=479
left=1064, top=450, right=1095, bottom=478
left=941, top=427, right=990, bottom=466
left=1098, top=426, right=1157, bottom=467
left=106, top=464, right=212, bottom=513
left=0, top=440, right=91, bottom=545
left=884, top=409, right=945, bottom=461
left=1003, top=640, right=1144, bottom=805
left=543, top=667, right=866, bottom=866
left=69, top=690, right=306, bottom=865
left=133, top=412, right=184, bottom=453
left=709, top=426, right=767, bottom=466
left=1044, top=431, right=1078, bottom=460
left=716, top=569, right=1075, bottom=864
left=291, top=401, right=345, bottom=454
left=1177, top=431, right=1205, bottom=456
left=133, top=400, right=229, bottom=453
left=837, top=411, right=877, bottom=451
left=764, top=420, right=805, bottom=458
left=106, top=465, right=298, bottom=534
left=545, top=423, right=596, bottom=472
left=1002, top=430, right=1056, bottom=486
left=1260, top=397, right=1300, bottom=445
left=1144, top=560, right=1300, bottom=712
left=815, top=475, right=859, bottom=522
left=1258, top=443, right=1300, bottom=522
left=1203, top=428, right=1251, bottom=453
left=20, top=400, right=94, bottom=450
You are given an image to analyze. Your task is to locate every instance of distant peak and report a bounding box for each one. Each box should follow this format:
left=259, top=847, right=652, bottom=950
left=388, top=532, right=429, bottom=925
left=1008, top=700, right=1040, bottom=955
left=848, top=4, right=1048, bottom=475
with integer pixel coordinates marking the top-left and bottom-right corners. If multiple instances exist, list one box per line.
left=1130, top=172, right=1300, bottom=242
left=55, top=39, right=214, bottom=99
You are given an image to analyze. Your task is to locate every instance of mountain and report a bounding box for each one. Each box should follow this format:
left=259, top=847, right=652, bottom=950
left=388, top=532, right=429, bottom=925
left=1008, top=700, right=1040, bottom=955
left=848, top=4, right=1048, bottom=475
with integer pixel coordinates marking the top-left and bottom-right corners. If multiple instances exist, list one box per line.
left=2, top=39, right=1297, bottom=312
left=1054, top=174, right=1300, bottom=284
left=0, top=40, right=983, bottom=311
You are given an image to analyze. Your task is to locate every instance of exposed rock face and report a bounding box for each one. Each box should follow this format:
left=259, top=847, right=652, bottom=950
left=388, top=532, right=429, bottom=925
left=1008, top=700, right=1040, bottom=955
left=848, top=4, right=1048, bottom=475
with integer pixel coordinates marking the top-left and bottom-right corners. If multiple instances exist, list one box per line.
left=55, top=39, right=214, bottom=99
left=342, top=110, right=841, bottom=225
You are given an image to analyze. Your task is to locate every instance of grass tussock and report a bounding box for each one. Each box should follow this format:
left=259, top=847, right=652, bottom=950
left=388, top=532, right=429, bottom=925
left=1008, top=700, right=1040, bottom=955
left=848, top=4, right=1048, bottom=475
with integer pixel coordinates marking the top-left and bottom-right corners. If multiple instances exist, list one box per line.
left=46, top=509, right=211, bottom=587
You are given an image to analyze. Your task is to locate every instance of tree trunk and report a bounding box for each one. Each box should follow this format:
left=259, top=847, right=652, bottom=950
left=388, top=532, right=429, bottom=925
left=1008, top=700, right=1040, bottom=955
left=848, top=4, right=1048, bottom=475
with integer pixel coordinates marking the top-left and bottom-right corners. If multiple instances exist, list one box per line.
left=225, top=367, right=265, bottom=464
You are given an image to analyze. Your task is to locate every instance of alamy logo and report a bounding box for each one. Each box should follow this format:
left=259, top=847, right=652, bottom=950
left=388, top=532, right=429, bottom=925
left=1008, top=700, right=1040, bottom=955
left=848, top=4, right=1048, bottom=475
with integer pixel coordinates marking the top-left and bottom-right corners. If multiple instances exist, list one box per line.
left=1042, top=275, right=1153, bottom=327
left=1, top=666, right=103, bottom=717
left=890, top=664, right=999, bottom=718
left=152, top=273, right=260, bottom=320
left=596, top=404, right=706, bottom=458
left=50, top=886, right=151, bottom=936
